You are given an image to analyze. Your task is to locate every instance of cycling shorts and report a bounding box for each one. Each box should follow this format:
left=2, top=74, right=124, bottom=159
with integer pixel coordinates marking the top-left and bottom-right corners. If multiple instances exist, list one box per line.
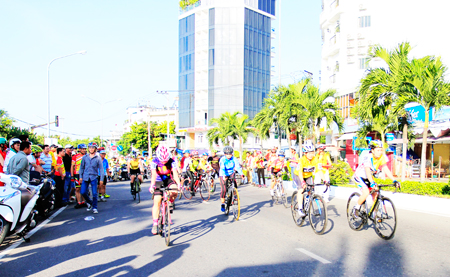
left=153, top=179, right=176, bottom=196
left=73, top=174, right=81, bottom=188
left=354, top=176, right=370, bottom=190
left=130, top=169, right=141, bottom=176
left=97, top=176, right=107, bottom=185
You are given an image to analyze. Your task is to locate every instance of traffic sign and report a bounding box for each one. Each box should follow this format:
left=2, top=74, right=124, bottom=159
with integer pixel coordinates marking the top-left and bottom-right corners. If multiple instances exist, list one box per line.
left=111, top=145, right=117, bottom=151
left=117, top=145, right=123, bottom=151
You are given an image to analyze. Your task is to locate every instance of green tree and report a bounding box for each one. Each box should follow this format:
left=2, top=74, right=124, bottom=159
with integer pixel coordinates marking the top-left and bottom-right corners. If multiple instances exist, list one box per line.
left=179, top=0, right=200, bottom=9
left=229, top=112, right=254, bottom=159
left=207, top=112, right=236, bottom=147
left=0, top=109, right=14, bottom=137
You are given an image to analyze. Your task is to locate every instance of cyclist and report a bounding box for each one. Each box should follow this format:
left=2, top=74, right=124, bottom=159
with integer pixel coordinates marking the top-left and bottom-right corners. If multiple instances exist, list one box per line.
left=187, top=150, right=207, bottom=196
left=315, top=144, right=332, bottom=202
left=219, top=146, right=244, bottom=212
left=207, top=150, right=220, bottom=181
left=268, top=150, right=289, bottom=196
left=128, top=151, right=144, bottom=195
left=255, top=151, right=266, bottom=188
left=180, top=150, right=191, bottom=180
left=351, top=140, right=399, bottom=218
left=149, top=145, right=181, bottom=235
left=294, top=143, right=318, bottom=217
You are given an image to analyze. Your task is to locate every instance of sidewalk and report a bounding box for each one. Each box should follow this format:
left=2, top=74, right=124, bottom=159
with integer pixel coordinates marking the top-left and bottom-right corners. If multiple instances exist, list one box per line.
left=280, top=181, right=450, bottom=218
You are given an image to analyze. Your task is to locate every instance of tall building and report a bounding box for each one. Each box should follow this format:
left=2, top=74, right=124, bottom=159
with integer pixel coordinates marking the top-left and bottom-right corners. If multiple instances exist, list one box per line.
left=320, top=0, right=450, bottom=168
left=178, top=0, right=276, bottom=149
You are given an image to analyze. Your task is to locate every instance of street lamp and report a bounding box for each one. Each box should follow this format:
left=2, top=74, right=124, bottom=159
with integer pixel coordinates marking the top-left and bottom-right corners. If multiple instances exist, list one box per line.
left=157, top=91, right=170, bottom=141
left=47, top=50, right=87, bottom=138
left=81, top=95, right=121, bottom=147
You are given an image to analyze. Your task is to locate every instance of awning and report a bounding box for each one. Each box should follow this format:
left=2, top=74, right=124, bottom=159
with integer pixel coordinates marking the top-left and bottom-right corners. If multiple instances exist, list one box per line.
left=415, top=136, right=450, bottom=144
left=336, top=133, right=356, bottom=141
left=387, top=139, right=404, bottom=145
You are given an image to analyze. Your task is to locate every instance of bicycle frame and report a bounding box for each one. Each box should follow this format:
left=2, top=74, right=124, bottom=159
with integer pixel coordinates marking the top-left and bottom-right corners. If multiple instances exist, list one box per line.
left=364, top=184, right=398, bottom=221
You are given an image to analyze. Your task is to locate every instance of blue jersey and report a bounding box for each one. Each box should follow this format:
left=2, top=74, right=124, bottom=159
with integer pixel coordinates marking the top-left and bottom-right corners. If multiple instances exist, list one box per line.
left=219, top=156, right=243, bottom=177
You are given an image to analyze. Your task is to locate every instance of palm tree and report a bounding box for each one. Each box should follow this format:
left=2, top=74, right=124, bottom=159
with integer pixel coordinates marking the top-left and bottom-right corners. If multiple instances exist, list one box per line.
left=357, top=42, right=413, bottom=182
left=229, top=113, right=254, bottom=159
left=207, top=112, right=235, bottom=147
left=394, top=56, right=450, bottom=181
left=292, top=83, right=344, bottom=145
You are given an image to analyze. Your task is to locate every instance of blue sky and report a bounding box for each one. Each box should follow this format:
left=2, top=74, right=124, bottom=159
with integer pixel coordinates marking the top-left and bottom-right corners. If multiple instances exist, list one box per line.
left=0, top=0, right=322, bottom=139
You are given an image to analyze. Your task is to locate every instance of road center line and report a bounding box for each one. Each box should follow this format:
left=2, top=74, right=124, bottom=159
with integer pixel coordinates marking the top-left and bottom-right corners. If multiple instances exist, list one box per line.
left=296, top=248, right=331, bottom=264
left=0, top=206, right=66, bottom=262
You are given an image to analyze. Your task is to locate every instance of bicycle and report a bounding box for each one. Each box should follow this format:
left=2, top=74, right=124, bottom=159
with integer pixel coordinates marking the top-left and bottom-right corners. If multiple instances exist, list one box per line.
left=291, top=182, right=328, bottom=235
left=155, top=186, right=178, bottom=246
left=271, top=174, right=289, bottom=208
left=130, top=174, right=141, bottom=203
left=182, top=172, right=210, bottom=201
left=206, top=170, right=217, bottom=194
left=346, top=183, right=399, bottom=240
left=224, top=175, right=240, bottom=221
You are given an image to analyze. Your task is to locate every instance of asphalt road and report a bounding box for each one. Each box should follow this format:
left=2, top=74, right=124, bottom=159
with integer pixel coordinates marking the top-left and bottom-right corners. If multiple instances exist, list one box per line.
left=0, top=179, right=449, bottom=276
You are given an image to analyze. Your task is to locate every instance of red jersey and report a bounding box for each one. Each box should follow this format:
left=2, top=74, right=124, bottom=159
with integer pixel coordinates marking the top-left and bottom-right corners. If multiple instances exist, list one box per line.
left=55, top=156, right=65, bottom=176
left=0, top=150, right=6, bottom=173
left=72, top=153, right=84, bottom=175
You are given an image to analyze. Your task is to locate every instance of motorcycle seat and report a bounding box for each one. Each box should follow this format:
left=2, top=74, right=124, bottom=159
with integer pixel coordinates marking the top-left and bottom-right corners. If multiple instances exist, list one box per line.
left=19, top=188, right=36, bottom=210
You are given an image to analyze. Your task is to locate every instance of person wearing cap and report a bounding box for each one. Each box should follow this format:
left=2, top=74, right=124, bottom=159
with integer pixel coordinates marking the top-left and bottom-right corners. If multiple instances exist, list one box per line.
left=180, top=150, right=191, bottom=181
left=79, top=142, right=104, bottom=214
left=62, top=145, right=74, bottom=205
left=48, top=144, right=58, bottom=177
left=268, top=151, right=289, bottom=196
left=28, top=145, right=43, bottom=181
left=0, top=137, right=7, bottom=173
left=72, top=144, right=87, bottom=208
left=4, top=138, right=21, bottom=174
left=98, top=150, right=110, bottom=201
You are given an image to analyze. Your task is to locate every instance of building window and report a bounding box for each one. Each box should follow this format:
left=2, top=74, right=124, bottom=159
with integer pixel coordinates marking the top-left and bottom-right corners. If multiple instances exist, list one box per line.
left=358, top=16, right=371, bottom=28
left=359, top=58, right=369, bottom=69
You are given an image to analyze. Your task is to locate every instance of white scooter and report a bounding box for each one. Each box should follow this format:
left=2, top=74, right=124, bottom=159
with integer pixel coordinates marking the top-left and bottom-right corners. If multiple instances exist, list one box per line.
left=0, top=173, right=40, bottom=245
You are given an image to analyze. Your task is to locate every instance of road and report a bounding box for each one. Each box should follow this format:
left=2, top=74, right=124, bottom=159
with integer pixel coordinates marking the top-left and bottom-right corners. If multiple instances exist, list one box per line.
left=0, top=179, right=449, bottom=276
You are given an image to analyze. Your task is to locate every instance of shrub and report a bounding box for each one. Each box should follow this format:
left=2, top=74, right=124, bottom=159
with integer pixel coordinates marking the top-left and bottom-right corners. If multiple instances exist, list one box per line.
left=374, top=178, right=450, bottom=197
left=330, top=160, right=353, bottom=185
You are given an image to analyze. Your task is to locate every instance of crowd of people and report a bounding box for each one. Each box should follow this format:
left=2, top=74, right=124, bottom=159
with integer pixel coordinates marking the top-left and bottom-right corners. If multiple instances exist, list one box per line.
left=0, top=134, right=399, bottom=235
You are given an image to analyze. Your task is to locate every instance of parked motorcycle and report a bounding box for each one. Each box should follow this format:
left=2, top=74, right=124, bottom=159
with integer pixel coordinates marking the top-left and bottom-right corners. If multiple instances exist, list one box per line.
left=0, top=174, right=39, bottom=244
left=29, top=173, right=56, bottom=219
left=120, top=164, right=129, bottom=181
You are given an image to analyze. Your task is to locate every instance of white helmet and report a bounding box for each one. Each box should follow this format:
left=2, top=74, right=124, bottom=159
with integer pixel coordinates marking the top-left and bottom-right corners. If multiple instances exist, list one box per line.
left=9, top=138, right=21, bottom=148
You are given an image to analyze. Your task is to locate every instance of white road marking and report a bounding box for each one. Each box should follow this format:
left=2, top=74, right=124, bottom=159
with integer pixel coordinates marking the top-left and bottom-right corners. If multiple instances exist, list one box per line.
left=0, top=206, right=66, bottom=261
left=202, top=201, right=210, bottom=204
left=296, top=248, right=331, bottom=264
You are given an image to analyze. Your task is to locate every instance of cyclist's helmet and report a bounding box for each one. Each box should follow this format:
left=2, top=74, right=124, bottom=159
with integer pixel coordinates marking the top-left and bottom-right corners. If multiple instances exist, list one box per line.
left=9, top=138, right=21, bottom=148
left=202, top=152, right=208, bottom=157
left=0, top=137, right=7, bottom=145
left=98, top=147, right=105, bottom=151
left=131, top=151, right=138, bottom=159
left=191, top=150, right=199, bottom=157
left=317, top=144, right=326, bottom=150
left=369, top=140, right=383, bottom=150
left=277, top=150, right=285, bottom=157
left=77, top=143, right=87, bottom=149
left=302, top=144, right=315, bottom=153
left=31, top=145, right=43, bottom=154
left=223, top=146, right=234, bottom=155
left=183, top=149, right=190, bottom=154
left=88, top=142, right=98, bottom=148
left=156, top=145, right=171, bottom=163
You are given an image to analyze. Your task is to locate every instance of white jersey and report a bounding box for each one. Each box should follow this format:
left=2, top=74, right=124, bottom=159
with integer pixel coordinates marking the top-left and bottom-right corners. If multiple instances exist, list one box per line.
left=4, top=150, right=16, bottom=174
left=354, top=152, right=389, bottom=179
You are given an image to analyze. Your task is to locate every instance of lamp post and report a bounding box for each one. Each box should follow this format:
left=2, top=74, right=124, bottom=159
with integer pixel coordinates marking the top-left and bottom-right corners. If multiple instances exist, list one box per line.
left=47, top=50, right=87, bottom=138
left=81, top=95, right=121, bottom=147
left=157, top=91, right=170, bottom=142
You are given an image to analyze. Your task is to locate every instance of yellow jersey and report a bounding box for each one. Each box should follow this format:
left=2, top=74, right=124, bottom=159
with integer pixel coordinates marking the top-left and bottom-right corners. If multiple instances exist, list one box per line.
left=294, top=156, right=318, bottom=179
left=129, top=159, right=140, bottom=170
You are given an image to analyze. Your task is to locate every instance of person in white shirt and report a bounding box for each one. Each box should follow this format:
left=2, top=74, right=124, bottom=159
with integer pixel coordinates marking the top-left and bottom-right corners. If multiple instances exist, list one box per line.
left=4, top=138, right=21, bottom=174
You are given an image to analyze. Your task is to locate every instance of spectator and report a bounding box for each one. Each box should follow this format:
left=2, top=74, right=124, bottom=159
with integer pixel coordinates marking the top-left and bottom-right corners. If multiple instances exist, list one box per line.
left=54, top=147, right=66, bottom=206
left=79, top=142, right=104, bottom=214
left=49, top=144, right=58, bottom=176
left=4, top=138, right=21, bottom=174
left=7, top=141, right=31, bottom=184
left=71, top=144, right=87, bottom=209
left=0, top=137, right=7, bottom=174
left=28, top=145, right=43, bottom=181
left=62, top=145, right=73, bottom=205
left=40, top=145, right=53, bottom=174
left=98, top=150, right=110, bottom=201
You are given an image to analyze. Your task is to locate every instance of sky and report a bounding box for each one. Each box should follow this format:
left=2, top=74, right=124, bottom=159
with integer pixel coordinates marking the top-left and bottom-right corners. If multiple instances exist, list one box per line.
left=0, top=0, right=322, bottom=139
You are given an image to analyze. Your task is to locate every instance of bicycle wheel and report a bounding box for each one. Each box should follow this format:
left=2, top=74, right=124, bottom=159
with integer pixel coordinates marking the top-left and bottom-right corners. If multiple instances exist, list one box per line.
left=182, top=180, right=193, bottom=200
left=291, top=191, right=306, bottom=227
left=164, top=202, right=171, bottom=246
left=231, top=188, right=240, bottom=221
left=132, top=182, right=136, bottom=200
left=157, top=207, right=163, bottom=236
left=346, top=192, right=365, bottom=231
left=225, top=189, right=232, bottom=215
left=309, top=194, right=328, bottom=235
left=374, top=197, right=397, bottom=240
left=199, top=181, right=210, bottom=201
